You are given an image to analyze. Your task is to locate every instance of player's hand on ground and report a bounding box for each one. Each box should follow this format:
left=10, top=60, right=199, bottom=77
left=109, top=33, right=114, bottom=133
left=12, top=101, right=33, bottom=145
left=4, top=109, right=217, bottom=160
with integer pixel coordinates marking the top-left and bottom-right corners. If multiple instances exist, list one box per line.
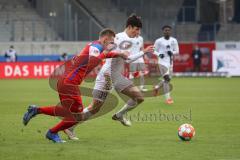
left=143, top=45, right=154, bottom=54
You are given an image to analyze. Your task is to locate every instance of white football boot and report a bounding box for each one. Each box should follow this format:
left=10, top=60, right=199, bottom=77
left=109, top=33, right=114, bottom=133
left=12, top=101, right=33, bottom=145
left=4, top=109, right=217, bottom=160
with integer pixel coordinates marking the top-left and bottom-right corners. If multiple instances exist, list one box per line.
left=112, top=114, right=132, bottom=127
left=64, top=128, right=79, bottom=140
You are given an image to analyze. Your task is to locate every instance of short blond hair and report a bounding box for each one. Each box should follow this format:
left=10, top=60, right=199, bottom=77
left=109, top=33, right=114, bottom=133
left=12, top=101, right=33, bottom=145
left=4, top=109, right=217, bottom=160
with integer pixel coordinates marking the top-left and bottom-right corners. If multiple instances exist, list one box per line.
left=99, top=28, right=115, bottom=37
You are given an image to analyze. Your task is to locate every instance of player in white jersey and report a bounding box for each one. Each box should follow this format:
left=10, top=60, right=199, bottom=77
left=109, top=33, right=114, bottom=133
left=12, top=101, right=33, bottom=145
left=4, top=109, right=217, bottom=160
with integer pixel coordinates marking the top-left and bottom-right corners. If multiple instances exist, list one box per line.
left=153, top=25, right=179, bottom=104
left=63, top=15, right=154, bottom=139
left=5, top=45, right=17, bottom=62
left=129, top=33, right=148, bottom=92
left=92, top=15, right=153, bottom=126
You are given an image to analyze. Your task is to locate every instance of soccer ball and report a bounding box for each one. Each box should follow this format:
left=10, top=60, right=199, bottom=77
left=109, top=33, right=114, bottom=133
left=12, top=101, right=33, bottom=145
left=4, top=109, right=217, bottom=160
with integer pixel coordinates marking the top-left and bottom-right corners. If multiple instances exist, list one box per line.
left=178, top=123, right=195, bottom=141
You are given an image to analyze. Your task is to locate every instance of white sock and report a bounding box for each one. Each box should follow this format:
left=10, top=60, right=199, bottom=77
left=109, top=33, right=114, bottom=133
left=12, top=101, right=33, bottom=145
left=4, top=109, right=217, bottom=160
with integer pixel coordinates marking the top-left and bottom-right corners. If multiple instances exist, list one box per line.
left=116, top=99, right=137, bottom=117
left=163, top=81, right=171, bottom=99
left=140, top=74, right=145, bottom=87
left=155, top=84, right=160, bottom=89
left=83, top=107, right=92, bottom=120
left=157, top=80, right=164, bottom=89
left=129, top=73, right=134, bottom=79
left=164, top=93, right=171, bottom=99
left=116, top=104, right=133, bottom=118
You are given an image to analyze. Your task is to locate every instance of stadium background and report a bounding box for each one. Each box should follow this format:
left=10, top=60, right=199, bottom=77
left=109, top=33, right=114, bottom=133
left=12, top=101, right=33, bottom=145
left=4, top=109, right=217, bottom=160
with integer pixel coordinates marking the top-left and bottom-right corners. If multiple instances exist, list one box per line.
left=0, top=0, right=240, bottom=160
left=1, top=0, right=240, bottom=78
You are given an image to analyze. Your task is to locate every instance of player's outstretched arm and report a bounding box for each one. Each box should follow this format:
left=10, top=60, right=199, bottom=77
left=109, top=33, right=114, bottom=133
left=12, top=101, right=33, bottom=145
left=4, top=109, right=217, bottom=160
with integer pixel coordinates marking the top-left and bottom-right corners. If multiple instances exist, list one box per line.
left=100, top=50, right=129, bottom=59
left=126, top=45, right=154, bottom=63
left=98, top=42, right=129, bottom=59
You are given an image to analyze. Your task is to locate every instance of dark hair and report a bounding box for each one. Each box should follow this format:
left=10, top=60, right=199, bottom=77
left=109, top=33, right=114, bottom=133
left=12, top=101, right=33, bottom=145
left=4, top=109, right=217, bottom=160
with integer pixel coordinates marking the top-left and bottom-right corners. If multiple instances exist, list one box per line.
left=126, top=14, right=142, bottom=28
left=99, top=28, right=115, bottom=37
left=162, top=25, right=172, bottom=30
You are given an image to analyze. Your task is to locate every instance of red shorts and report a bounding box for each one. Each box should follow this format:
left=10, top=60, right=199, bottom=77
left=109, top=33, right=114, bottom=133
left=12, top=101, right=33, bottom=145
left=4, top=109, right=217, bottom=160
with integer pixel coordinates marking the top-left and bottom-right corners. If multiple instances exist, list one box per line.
left=57, top=78, right=84, bottom=114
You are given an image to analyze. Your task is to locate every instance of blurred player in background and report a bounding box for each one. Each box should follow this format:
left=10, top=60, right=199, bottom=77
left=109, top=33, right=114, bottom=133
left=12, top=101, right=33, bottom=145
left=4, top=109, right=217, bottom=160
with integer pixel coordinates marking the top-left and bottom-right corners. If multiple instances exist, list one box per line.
left=58, top=52, right=68, bottom=62
left=64, top=14, right=154, bottom=139
left=129, top=31, right=148, bottom=92
left=192, top=45, right=202, bottom=72
left=22, top=28, right=129, bottom=143
left=5, top=45, right=17, bottom=62
left=153, top=25, right=179, bottom=104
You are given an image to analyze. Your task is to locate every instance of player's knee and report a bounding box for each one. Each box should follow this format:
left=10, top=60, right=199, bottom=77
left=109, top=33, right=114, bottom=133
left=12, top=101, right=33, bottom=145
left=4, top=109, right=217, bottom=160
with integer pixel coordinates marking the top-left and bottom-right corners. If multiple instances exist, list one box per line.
left=163, top=75, right=171, bottom=83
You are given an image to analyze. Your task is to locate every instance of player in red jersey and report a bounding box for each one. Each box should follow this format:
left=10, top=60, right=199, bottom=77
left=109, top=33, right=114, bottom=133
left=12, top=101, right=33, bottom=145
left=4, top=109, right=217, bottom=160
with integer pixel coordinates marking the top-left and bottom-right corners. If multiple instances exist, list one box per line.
left=22, top=28, right=129, bottom=143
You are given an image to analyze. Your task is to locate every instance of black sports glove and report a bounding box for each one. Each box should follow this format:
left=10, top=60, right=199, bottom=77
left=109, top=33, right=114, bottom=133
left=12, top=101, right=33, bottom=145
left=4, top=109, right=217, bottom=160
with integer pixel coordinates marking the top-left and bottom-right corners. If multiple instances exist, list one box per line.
left=159, top=54, right=164, bottom=59
left=167, top=51, right=173, bottom=57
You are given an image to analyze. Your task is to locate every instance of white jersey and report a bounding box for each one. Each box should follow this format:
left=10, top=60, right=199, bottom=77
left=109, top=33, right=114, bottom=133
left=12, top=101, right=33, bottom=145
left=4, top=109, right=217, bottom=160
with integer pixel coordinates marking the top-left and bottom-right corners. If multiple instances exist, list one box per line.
left=154, top=37, right=179, bottom=68
left=5, top=49, right=17, bottom=62
left=131, top=36, right=144, bottom=64
left=100, top=31, right=140, bottom=76
left=94, top=31, right=143, bottom=92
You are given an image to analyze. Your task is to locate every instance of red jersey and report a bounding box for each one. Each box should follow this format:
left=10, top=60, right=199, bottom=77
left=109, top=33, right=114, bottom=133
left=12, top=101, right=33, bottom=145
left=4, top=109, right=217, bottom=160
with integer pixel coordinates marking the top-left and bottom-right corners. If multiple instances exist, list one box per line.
left=62, top=41, right=117, bottom=85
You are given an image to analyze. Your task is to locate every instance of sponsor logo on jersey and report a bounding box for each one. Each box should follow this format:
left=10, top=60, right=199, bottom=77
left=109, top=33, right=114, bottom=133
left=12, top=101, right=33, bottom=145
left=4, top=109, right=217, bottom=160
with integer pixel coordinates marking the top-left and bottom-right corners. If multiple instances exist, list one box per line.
left=119, top=40, right=133, bottom=50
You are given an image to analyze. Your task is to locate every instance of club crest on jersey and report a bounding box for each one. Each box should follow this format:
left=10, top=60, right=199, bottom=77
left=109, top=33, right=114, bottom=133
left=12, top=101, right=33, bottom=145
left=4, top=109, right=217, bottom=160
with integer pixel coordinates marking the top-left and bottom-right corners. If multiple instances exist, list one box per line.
left=92, top=49, right=100, bottom=56
left=94, top=49, right=99, bottom=53
left=119, top=41, right=133, bottom=50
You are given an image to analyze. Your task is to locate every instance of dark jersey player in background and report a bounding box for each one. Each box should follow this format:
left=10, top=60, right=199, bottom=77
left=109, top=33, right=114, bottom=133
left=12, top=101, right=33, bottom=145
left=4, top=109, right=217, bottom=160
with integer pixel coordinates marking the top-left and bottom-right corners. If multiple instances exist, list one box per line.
left=22, top=28, right=129, bottom=143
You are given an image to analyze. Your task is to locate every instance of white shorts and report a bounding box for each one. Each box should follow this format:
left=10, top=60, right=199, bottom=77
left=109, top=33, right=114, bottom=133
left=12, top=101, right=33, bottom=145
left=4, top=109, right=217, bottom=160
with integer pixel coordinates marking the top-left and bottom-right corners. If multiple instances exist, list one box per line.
left=130, top=63, right=146, bottom=72
left=158, top=64, right=172, bottom=77
left=94, top=72, right=133, bottom=93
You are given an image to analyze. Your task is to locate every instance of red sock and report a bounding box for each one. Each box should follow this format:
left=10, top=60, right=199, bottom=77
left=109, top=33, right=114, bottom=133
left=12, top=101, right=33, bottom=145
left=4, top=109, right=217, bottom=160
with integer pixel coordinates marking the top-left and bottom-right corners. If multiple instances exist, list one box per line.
left=38, top=106, right=56, bottom=116
left=38, top=106, right=73, bottom=117
left=50, top=119, right=78, bottom=133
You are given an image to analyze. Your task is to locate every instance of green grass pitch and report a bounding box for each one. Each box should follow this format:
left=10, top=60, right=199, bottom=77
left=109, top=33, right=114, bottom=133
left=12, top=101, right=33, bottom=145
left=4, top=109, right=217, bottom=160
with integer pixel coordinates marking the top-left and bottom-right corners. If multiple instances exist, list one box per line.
left=0, top=77, right=240, bottom=160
